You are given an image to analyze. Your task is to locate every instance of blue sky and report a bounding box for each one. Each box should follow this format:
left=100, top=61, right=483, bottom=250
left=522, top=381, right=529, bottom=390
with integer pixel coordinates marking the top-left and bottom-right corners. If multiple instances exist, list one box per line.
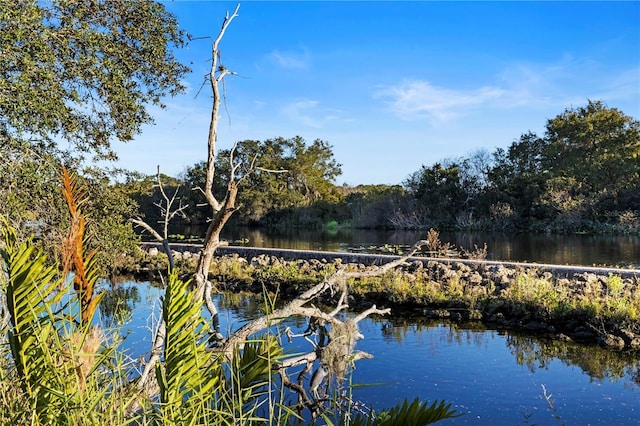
left=115, top=1, right=640, bottom=186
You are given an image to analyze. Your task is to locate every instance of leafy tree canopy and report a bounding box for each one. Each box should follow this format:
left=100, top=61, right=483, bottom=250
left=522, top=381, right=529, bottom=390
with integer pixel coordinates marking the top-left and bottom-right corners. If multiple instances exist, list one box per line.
left=0, top=0, right=189, bottom=160
left=182, top=136, right=342, bottom=224
left=544, top=100, right=640, bottom=192
left=405, top=101, right=639, bottom=232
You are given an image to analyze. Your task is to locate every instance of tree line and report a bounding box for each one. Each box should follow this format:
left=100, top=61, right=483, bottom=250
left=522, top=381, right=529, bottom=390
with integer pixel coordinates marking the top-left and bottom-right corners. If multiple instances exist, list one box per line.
left=129, top=101, right=639, bottom=236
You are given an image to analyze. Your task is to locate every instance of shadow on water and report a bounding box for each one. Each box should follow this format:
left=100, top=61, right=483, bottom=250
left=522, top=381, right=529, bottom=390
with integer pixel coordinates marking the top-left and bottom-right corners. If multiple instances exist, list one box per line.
left=102, top=282, right=639, bottom=424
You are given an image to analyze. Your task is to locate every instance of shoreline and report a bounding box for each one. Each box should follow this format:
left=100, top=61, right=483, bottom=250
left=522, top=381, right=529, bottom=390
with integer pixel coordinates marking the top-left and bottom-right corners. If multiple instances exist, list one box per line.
left=141, top=242, right=640, bottom=278
left=135, top=243, right=640, bottom=351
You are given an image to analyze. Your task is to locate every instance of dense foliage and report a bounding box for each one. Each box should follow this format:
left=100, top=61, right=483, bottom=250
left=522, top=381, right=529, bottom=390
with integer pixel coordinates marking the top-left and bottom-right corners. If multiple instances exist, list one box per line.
left=398, top=101, right=640, bottom=233
left=0, top=0, right=188, bottom=160
left=140, top=136, right=344, bottom=229
left=131, top=101, right=637, bottom=236
left=0, top=0, right=188, bottom=271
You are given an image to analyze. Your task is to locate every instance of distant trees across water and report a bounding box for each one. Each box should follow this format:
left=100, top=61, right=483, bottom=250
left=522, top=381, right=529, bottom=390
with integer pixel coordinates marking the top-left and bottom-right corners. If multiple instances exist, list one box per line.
left=131, top=101, right=639, bottom=235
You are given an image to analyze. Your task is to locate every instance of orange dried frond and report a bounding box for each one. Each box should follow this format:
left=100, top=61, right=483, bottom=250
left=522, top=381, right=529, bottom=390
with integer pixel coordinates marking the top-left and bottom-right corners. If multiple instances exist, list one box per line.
left=61, top=166, right=78, bottom=216
left=61, top=232, right=76, bottom=276
left=60, top=166, right=88, bottom=217
left=82, top=292, right=104, bottom=325
left=60, top=165, right=99, bottom=326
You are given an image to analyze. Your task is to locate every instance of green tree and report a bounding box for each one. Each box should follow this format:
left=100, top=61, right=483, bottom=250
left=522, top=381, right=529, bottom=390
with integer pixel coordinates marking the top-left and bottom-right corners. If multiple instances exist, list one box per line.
left=0, top=0, right=188, bottom=270
left=0, top=0, right=188, bottom=160
left=539, top=101, right=639, bottom=230
left=405, top=161, right=467, bottom=227
left=487, top=131, right=549, bottom=226
left=183, top=136, right=343, bottom=225
left=544, top=100, right=640, bottom=195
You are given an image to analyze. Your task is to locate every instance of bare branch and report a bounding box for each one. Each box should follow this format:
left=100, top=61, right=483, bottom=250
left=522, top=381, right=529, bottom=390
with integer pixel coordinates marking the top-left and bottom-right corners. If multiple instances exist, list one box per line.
left=255, top=167, right=288, bottom=174
left=137, top=321, right=165, bottom=391
left=229, top=141, right=240, bottom=182
left=202, top=4, right=240, bottom=213
left=220, top=240, right=430, bottom=358
left=212, top=4, right=240, bottom=61
left=351, top=305, right=391, bottom=323
left=131, top=217, right=163, bottom=242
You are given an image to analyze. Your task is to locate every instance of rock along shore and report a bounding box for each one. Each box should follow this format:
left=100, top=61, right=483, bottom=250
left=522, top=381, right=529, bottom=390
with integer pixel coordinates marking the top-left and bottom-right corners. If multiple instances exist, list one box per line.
left=139, top=243, right=640, bottom=350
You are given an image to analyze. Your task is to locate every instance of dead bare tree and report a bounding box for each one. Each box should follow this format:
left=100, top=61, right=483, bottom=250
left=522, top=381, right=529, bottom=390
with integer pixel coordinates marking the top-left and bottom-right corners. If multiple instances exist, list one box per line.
left=134, top=5, right=291, bottom=391
left=126, top=5, right=445, bottom=420
left=189, top=5, right=286, bottom=337
left=131, top=165, right=188, bottom=271
left=190, top=4, right=240, bottom=327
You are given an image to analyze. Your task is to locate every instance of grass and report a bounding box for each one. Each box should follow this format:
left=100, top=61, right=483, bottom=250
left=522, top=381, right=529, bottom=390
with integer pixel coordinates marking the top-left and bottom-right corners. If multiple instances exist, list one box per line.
left=198, top=254, right=640, bottom=344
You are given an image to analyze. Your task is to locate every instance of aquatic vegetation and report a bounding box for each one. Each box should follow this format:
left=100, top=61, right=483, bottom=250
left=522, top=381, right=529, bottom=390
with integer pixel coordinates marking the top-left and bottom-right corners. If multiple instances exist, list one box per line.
left=201, top=252, right=640, bottom=350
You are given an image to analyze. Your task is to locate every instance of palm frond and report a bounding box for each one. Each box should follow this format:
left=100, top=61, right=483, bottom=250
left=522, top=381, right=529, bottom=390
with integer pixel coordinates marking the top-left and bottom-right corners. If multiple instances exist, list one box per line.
left=349, top=397, right=461, bottom=426
left=157, top=271, right=220, bottom=424
left=1, top=217, right=68, bottom=422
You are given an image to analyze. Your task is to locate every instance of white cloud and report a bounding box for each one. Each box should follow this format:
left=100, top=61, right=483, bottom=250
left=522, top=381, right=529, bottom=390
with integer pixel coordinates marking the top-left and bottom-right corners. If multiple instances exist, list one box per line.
left=281, top=99, right=349, bottom=128
left=268, top=48, right=310, bottom=70
left=375, top=80, right=507, bottom=122
left=375, top=58, right=640, bottom=123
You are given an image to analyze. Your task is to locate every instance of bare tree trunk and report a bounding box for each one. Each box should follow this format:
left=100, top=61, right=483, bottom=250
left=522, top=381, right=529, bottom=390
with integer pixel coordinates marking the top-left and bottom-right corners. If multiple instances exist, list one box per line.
left=191, top=5, right=240, bottom=334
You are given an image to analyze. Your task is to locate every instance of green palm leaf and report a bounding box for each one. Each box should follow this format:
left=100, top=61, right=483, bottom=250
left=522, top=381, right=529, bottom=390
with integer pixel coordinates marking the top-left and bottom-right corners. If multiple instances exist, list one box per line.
left=349, top=397, right=461, bottom=426
left=157, top=271, right=220, bottom=424
left=1, top=218, right=67, bottom=422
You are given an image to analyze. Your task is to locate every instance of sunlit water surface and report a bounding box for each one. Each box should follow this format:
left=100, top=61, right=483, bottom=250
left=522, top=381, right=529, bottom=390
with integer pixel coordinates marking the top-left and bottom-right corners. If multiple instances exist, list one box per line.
left=102, top=281, right=639, bottom=425
left=184, top=226, right=640, bottom=268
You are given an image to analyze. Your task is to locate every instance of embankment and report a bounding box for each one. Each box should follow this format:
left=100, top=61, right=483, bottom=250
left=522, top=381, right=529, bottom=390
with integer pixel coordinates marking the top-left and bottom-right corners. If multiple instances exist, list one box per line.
left=138, top=243, right=640, bottom=350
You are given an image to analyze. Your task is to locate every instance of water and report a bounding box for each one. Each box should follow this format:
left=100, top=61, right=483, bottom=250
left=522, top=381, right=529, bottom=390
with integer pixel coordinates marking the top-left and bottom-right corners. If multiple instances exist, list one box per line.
left=353, top=321, right=639, bottom=425
left=101, top=281, right=640, bottom=425
left=203, top=227, right=640, bottom=268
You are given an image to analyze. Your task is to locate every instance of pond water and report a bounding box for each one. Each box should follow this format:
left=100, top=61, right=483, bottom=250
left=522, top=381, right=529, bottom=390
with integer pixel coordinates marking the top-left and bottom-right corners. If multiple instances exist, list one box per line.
left=187, top=226, right=640, bottom=269
left=101, top=281, right=639, bottom=425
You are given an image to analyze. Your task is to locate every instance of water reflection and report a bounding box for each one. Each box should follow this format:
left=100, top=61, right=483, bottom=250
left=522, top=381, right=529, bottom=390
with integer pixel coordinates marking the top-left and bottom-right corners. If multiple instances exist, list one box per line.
left=374, top=316, right=640, bottom=390
left=116, top=282, right=638, bottom=424
left=207, top=226, right=640, bottom=267
left=215, top=293, right=640, bottom=392
left=379, top=318, right=489, bottom=347
left=99, top=283, right=141, bottom=326
left=506, top=333, right=640, bottom=386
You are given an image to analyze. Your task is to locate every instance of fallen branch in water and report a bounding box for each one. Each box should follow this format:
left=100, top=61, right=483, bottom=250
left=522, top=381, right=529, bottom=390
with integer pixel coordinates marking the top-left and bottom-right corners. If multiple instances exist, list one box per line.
left=214, top=240, right=428, bottom=419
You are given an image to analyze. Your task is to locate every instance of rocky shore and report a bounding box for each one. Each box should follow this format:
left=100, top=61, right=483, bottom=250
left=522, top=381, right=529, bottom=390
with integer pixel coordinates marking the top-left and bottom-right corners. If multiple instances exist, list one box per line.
left=137, top=244, right=640, bottom=351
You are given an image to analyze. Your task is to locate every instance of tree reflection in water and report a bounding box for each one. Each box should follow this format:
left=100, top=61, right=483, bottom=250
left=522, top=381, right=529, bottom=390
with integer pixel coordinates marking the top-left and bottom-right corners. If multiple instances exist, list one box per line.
left=505, top=333, right=640, bottom=386
left=99, top=284, right=141, bottom=326
left=378, top=316, right=639, bottom=388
